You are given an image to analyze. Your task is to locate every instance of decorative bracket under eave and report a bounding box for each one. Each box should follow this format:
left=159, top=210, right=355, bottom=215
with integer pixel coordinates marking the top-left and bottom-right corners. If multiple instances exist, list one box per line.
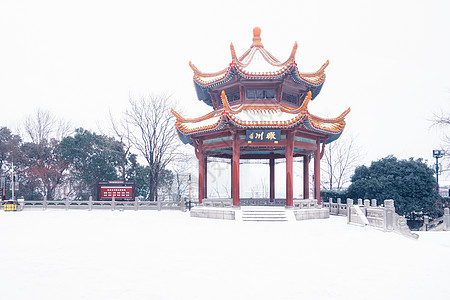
left=320, top=141, right=327, bottom=159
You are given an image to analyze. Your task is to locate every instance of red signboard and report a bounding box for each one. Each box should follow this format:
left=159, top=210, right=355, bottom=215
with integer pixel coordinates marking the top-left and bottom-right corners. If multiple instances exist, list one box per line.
left=97, top=181, right=136, bottom=201
left=100, top=186, right=133, bottom=199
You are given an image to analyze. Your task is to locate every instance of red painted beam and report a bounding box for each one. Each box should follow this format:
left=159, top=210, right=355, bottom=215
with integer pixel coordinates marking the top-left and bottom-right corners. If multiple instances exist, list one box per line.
left=239, top=140, right=287, bottom=147
left=202, top=141, right=233, bottom=151
left=294, top=130, right=328, bottom=141
left=293, top=140, right=317, bottom=151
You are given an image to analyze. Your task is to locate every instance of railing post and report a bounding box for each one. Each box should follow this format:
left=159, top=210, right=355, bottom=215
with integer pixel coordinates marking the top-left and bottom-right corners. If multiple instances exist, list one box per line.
left=384, top=199, right=394, bottom=232
left=328, top=198, right=332, bottom=212
left=423, top=216, right=429, bottom=231
left=337, top=198, right=341, bottom=215
left=444, top=208, right=449, bottom=231
left=112, top=196, right=115, bottom=211
left=65, top=198, right=69, bottom=210
left=88, top=196, right=93, bottom=211
left=357, top=198, right=363, bottom=206
left=371, top=199, right=377, bottom=207
left=43, top=196, right=47, bottom=211
left=157, top=198, right=161, bottom=211
left=134, top=197, right=139, bottom=211
left=181, top=197, right=186, bottom=212
left=347, top=198, right=353, bottom=224
left=364, top=199, right=370, bottom=216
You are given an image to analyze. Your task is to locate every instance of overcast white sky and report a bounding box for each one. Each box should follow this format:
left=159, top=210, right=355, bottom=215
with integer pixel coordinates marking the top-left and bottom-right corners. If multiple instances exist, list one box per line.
left=1, top=0, right=449, bottom=179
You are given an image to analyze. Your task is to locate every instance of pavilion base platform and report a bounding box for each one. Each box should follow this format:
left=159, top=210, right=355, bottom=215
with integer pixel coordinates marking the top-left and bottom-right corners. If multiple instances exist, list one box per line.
left=190, top=199, right=330, bottom=221
left=190, top=206, right=236, bottom=220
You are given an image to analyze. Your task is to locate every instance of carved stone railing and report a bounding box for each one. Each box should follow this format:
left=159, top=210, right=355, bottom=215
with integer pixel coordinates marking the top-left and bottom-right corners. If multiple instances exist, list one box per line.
left=421, top=208, right=449, bottom=231
left=346, top=199, right=418, bottom=239
left=293, top=199, right=318, bottom=209
left=202, top=198, right=233, bottom=208
left=324, top=198, right=418, bottom=239
left=16, top=196, right=186, bottom=212
left=322, top=198, right=348, bottom=216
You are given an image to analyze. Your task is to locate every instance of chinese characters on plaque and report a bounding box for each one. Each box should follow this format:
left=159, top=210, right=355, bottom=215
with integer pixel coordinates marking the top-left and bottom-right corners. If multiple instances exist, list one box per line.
left=97, top=180, right=136, bottom=201
left=246, top=129, right=281, bottom=143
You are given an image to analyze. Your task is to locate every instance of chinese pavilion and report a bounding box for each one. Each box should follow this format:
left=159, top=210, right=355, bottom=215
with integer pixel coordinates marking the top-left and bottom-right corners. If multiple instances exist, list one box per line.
left=172, top=27, right=350, bottom=207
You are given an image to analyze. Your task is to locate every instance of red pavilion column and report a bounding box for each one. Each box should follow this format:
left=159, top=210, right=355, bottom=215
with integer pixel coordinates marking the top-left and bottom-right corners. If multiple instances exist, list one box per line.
left=303, top=155, right=310, bottom=199
left=203, top=156, right=208, bottom=199
left=314, top=138, right=321, bottom=204
left=197, top=140, right=205, bottom=204
left=230, top=157, right=233, bottom=199
left=232, top=132, right=240, bottom=206
left=269, top=153, right=275, bottom=201
left=285, top=132, right=294, bottom=207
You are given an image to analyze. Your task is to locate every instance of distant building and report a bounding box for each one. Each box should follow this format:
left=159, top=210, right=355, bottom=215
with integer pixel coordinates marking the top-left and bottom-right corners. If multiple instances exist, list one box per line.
left=439, top=181, right=450, bottom=198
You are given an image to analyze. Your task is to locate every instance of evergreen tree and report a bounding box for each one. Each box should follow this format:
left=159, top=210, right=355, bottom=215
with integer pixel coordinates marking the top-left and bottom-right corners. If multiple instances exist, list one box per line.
left=347, top=156, right=442, bottom=219
left=58, top=128, right=124, bottom=199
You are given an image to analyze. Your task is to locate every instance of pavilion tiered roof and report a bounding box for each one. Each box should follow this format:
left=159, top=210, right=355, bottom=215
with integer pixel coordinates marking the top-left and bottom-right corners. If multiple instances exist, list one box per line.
left=173, top=27, right=350, bottom=146
left=190, top=27, right=328, bottom=105
left=172, top=91, right=350, bottom=144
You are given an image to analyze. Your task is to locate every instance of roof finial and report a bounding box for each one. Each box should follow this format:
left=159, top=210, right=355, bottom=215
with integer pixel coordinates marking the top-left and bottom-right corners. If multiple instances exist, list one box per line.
left=230, top=42, right=237, bottom=63
left=252, top=26, right=263, bottom=47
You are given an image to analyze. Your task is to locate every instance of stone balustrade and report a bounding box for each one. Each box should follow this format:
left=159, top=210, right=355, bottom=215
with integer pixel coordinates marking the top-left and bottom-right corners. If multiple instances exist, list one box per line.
left=325, top=198, right=419, bottom=239
left=202, top=198, right=233, bottom=208
left=293, top=199, right=318, bottom=209
left=11, top=196, right=187, bottom=212
left=421, top=208, right=449, bottom=231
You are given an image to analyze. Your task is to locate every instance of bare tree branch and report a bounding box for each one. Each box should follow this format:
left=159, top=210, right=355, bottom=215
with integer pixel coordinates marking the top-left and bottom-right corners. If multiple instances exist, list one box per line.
left=24, top=109, right=73, bottom=143
left=123, top=94, right=179, bottom=201
left=321, top=133, right=363, bottom=190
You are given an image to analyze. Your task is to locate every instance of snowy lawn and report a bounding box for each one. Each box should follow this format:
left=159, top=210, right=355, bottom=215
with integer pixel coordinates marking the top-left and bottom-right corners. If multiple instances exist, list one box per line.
left=1, top=210, right=449, bottom=300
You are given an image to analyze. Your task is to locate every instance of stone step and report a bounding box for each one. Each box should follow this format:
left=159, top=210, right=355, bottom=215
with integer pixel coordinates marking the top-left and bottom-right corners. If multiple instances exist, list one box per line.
left=240, top=206, right=288, bottom=222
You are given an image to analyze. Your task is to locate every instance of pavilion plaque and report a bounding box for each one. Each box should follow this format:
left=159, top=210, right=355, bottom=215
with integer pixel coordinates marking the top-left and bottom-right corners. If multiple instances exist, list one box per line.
left=246, top=129, right=281, bottom=142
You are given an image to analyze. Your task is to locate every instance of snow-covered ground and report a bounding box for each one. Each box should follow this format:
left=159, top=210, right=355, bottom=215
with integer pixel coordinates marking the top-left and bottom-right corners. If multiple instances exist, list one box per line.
left=1, top=210, right=449, bottom=300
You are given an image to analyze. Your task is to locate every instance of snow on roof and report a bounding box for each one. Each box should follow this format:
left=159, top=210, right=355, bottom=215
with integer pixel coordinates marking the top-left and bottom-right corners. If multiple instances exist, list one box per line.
left=233, top=107, right=298, bottom=123
left=181, top=115, right=222, bottom=131
left=238, top=48, right=285, bottom=74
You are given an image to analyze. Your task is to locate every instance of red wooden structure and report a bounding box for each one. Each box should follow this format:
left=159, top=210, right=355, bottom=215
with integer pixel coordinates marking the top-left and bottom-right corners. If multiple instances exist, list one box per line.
left=172, top=27, right=350, bottom=207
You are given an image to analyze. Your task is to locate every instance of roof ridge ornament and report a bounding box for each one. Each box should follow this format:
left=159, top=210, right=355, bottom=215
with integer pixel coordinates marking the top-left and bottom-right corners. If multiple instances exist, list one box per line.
left=221, top=90, right=231, bottom=112
left=230, top=43, right=238, bottom=63
left=252, top=27, right=263, bottom=47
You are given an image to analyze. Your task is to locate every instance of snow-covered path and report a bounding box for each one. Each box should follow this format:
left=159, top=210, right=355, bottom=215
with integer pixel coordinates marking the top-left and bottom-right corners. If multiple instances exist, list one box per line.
left=1, top=210, right=449, bottom=300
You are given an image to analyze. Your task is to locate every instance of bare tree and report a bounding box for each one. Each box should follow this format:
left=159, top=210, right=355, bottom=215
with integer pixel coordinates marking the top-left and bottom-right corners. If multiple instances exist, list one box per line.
left=19, top=109, right=72, bottom=199
left=107, top=110, right=133, bottom=180
left=321, top=133, right=363, bottom=190
left=124, top=94, right=178, bottom=201
left=171, top=152, right=195, bottom=201
left=433, top=110, right=450, bottom=172
left=24, top=109, right=72, bottom=143
left=433, top=111, right=450, bottom=127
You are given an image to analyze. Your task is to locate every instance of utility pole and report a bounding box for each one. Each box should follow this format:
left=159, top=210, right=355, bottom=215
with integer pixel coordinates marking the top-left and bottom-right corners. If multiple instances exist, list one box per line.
left=188, top=173, right=192, bottom=211
left=433, top=150, right=445, bottom=194
left=11, top=161, right=15, bottom=201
